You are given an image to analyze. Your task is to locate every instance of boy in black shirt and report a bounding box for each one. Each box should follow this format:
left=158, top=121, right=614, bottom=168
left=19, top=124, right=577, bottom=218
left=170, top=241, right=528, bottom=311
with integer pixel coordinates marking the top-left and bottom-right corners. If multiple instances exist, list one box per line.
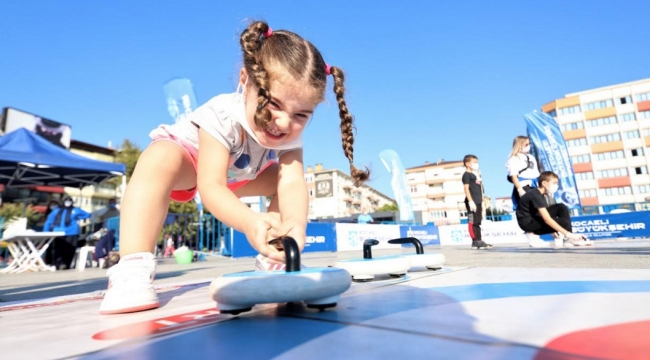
left=462, top=155, right=493, bottom=249
left=517, top=171, right=592, bottom=248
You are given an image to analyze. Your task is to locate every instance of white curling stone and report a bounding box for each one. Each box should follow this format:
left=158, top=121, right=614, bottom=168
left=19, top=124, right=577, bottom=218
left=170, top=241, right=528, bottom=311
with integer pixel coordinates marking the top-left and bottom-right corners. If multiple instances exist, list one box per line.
left=402, top=253, right=446, bottom=269
left=334, top=255, right=411, bottom=278
left=209, top=267, right=351, bottom=310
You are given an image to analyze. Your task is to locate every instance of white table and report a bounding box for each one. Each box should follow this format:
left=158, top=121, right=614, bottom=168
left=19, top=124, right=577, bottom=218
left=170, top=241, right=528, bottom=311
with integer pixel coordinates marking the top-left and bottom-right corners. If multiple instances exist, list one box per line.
left=0, top=232, right=65, bottom=274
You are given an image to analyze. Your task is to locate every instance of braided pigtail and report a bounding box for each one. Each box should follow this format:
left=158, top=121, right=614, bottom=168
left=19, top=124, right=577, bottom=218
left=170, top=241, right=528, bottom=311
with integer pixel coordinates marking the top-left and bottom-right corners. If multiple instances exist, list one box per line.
left=330, top=66, right=370, bottom=186
left=240, top=21, right=272, bottom=129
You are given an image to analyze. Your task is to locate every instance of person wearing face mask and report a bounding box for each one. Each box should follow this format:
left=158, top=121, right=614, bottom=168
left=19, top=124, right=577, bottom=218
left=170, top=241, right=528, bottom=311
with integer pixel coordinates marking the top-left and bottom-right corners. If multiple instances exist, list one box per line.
left=99, top=199, right=121, bottom=223
left=43, top=196, right=91, bottom=269
left=516, top=171, right=592, bottom=248
left=505, top=136, right=540, bottom=211
left=462, top=155, right=493, bottom=249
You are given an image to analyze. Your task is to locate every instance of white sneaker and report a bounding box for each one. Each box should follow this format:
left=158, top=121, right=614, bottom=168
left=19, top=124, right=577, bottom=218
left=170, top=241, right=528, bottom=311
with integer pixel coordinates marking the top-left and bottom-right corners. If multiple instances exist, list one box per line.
left=526, top=233, right=550, bottom=248
left=99, top=252, right=159, bottom=315
left=565, top=237, right=594, bottom=247
left=554, top=233, right=565, bottom=248
left=254, top=254, right=286, bottom=271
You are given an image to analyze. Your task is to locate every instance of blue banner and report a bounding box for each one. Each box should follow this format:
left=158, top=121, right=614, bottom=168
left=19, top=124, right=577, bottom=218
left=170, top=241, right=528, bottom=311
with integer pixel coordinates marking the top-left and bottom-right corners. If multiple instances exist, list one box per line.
left=399, top=225, right=440, bottom=247
left=230, top=223, right=338, bottom=258
left=570, top=212, right=649, bottom=239
left=379, top=149, right=414, bottom=221
left=524, top=111, right=581, bottom=208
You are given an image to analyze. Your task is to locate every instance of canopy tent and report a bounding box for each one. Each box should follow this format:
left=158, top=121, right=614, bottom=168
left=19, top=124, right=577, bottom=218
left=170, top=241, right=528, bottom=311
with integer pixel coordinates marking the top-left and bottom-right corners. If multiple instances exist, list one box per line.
left=0, top=128, right=125, bottom=188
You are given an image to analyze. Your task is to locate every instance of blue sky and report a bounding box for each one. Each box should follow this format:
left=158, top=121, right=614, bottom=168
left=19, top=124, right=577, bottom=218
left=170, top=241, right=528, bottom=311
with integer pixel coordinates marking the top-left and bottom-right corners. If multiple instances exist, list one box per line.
left=2, top=1, right=649, bottom=202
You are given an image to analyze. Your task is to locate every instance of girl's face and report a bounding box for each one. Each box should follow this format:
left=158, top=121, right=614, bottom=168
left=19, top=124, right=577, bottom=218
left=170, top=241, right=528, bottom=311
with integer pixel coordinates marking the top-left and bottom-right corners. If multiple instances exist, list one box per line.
left=241, top=67, right=320, bottom=148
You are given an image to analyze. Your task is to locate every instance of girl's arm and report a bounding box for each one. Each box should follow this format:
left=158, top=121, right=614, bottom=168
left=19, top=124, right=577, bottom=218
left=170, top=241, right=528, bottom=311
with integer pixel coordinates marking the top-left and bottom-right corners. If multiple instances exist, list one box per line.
left=272, top=149, right=308, bottom=249
left=196, top=128, right=282, bottom=260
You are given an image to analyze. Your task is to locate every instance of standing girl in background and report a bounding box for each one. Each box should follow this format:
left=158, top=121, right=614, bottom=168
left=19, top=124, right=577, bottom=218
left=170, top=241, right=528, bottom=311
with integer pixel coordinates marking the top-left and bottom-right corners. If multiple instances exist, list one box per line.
left=505, top=136, right=546, bottom=247
left=100, top=20, right=369, bottom=314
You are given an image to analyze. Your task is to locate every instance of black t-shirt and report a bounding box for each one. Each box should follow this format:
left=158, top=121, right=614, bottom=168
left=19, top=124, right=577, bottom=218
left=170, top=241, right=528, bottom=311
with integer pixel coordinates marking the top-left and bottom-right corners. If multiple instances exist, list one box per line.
left=462, top=171, right=482, bottom=205
left=516, top=189, right=548, bottom=223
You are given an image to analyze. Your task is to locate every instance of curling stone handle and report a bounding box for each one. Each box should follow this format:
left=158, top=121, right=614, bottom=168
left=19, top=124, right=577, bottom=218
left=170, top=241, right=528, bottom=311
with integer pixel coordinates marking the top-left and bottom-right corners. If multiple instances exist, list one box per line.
left=363, top=239, right=380, bottom=259
left=388, top=237, right=423, bottom=254
left=281, top=236, right=301, bottom=272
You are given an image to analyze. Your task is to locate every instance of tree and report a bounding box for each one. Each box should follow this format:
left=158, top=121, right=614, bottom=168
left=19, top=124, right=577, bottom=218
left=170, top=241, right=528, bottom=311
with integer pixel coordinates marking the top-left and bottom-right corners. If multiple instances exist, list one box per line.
left=112, top=139, right=142, bottom=182
left=0, top=203, right=43, bottom=228
left=377, top=202, right=399, bottom=212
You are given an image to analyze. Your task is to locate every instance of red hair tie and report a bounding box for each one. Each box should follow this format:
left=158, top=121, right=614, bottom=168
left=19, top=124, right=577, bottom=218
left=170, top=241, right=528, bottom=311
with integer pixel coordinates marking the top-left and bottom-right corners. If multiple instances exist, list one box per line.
left=263, top=27, right=273, bottom=38
left=325, top=64, right=331, bottom=75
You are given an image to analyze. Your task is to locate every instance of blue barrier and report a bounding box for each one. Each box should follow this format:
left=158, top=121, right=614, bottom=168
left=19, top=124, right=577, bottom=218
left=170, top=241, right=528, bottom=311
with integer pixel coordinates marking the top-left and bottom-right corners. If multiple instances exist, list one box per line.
left=540, top=211, right=650, bottom=240
left=109, top=213, right=231, bottom=254
left=399, top=225, right=440, bottom=247
left=230, top=222, right=337, bottom=258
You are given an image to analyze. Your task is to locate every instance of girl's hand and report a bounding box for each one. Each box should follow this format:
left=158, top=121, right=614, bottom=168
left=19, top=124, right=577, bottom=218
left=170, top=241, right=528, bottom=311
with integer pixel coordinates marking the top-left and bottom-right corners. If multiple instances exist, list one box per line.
left=244, top=213, right=285, bottom=263
left=269, top=220, right=306, bottom=252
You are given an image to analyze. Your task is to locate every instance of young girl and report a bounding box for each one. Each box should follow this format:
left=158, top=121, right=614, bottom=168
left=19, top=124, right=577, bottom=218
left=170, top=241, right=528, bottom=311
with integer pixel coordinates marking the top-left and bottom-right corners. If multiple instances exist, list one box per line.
left=99, top=20, right=369, bottom=315
left=505, top=136, right=540, bottom=209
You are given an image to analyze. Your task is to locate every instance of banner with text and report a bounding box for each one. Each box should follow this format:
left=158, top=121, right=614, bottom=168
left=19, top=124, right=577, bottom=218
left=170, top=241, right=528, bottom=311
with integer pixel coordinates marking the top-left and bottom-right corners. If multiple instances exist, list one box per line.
left=524, top=111, right=581, bottom=208
left=439, top=220, right=527, bottom=246
left=335, top=223, right=402, bottom=252
left=230, top=222, right=337, bottom=258
left=570, top=212, right=649, bottom=239
left=399, top=225, right=440, bottom=248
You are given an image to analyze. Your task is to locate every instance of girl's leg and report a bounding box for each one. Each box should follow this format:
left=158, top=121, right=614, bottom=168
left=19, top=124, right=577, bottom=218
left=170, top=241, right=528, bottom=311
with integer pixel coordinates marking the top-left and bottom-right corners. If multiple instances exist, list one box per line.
left=119, top=142, right=197, bottom=257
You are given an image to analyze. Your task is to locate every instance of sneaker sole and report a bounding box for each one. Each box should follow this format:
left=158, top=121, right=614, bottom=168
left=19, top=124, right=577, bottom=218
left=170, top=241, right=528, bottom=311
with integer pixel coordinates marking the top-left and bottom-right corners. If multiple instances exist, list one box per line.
left=99, top=301, right=160, bottom=315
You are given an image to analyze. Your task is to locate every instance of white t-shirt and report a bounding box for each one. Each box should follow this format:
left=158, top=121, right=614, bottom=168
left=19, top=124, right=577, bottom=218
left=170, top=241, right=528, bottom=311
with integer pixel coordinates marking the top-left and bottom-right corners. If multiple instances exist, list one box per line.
left=149, top=93, right=303, bottom=182
left=505, top=153, right=539, bottom=187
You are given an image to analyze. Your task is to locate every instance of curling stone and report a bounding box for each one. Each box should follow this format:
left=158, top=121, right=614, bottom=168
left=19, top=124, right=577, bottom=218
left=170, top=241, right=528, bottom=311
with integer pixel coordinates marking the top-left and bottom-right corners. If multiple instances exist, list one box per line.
left=209, top=236, right=351, bottom=315
left=334, top=239, right=411, bottom=281
left=387, top=237, right=445, bottom=271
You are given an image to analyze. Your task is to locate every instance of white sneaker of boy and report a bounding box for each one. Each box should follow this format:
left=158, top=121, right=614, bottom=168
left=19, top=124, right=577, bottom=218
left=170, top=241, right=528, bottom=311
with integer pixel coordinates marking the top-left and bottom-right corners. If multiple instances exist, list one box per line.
left=526, top=233, right=550, bottom=248
left=99, top=252, right=159, bottom=315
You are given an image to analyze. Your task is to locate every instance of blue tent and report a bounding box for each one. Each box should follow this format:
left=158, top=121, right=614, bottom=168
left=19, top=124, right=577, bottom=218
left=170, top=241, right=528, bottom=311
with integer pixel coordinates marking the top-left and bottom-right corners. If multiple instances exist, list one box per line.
left=0, top=128, right=126, bottom=187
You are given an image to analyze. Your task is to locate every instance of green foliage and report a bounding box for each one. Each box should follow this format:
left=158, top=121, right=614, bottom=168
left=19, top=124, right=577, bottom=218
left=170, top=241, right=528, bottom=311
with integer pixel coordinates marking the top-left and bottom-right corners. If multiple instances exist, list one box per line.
left=0, top=203, right=43, bottom=228
left=107, top=139, right=142, bottom=189
left=486, top=207, right=509, bottom=216
left=377, top=202, right=399, bottom=212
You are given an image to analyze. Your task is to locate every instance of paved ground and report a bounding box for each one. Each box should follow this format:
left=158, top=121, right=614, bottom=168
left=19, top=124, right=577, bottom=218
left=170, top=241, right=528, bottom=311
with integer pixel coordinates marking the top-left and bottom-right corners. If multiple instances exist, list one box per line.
left=2, top=239, right=648, bottom=303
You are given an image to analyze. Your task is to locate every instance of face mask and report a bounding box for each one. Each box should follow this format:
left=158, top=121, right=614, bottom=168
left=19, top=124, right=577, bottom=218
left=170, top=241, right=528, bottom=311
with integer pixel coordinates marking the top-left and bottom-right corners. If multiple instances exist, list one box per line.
left=471, top=163, right=479, bottom=171
left=547, top=184, right=559, bottom=194
left=64, top=201, right=73, bottom=207
left=521, top=145, right=531, bottom=153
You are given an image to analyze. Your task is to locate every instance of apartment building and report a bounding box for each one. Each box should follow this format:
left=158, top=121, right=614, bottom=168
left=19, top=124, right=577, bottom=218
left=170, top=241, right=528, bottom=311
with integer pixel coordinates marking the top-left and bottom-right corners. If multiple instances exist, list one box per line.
left=305, top=164, right=394, bottom=220
left=542, top=78, right=650, bottom=207
left=66, top=139, right=121, bottom=213
left=406, top=160, right=488, bottom=225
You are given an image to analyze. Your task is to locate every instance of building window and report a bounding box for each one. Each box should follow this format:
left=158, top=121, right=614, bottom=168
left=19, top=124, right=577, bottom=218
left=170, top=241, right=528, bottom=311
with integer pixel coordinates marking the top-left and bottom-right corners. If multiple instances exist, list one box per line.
left=558, top=105, right=581, bottom=115
left=629, top=148, right=644, bottom=157
left=429, top=211, right=447, bottom=219
left=641, top=111, right=650, bottom=119
left=587, top=115, right=617, bottom=127
left=620, top=113, right=636, bottom=122
left=602, top=186, right=632, bottom=196
left=643, top=129, right=650, bottom=137
left=594, top=150, right=624, bottom=161
left=584, top=99, right=613, bottom=111
left=589, top=133, right=621, bottom=144
left=308, top=189, right=314, bottom=197
left=596, top=168, right=628, bottom=178
left=410, top=185, right=417, bottom=193
left=634, top=166, right=649, bottom=175
left=618, top=96, right=633, bottom=105
left=567, top=138, right=588, bottom=147
left=571, top=154, right=591, bottom=164
left=635, top=92, right=650, bottom=102
left=547, top=110, right=557, bottom=117
left=561, top=122, right=584, bottom=131
left=625, top=130, right=640, bottom=139
left=575, top=172, right=594, bottom=180
left=635, top=184, right=650, bottom=194
left=579, top=189, right=597, bottom=198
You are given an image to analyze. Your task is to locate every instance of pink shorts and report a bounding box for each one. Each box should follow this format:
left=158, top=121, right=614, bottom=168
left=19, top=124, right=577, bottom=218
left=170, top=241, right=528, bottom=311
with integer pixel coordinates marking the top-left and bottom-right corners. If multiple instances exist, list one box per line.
left=150, top=131, right=276, bottom=203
